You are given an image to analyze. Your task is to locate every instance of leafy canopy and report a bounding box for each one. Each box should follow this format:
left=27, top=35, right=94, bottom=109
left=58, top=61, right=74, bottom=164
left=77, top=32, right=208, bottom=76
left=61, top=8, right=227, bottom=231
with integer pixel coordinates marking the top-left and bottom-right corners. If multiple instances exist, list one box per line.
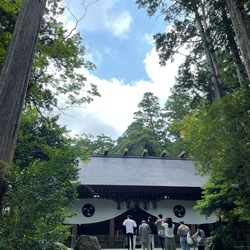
left=0, top=108, right=88, bottom=250
left=179, top=90, right=250, bottom=222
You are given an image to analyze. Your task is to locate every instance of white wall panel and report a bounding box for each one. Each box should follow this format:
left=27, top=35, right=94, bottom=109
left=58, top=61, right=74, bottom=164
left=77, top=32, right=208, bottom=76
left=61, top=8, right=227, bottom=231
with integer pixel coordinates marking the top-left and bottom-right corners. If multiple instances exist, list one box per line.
left=66, top=199, right=128, bottom=224
left=140, top=200, right=218, bottom=224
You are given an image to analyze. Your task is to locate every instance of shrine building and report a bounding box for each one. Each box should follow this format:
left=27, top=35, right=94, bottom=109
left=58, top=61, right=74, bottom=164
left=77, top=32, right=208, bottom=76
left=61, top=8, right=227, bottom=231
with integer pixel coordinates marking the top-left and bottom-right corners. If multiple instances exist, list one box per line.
left=66, top=154, right=217, bottom=248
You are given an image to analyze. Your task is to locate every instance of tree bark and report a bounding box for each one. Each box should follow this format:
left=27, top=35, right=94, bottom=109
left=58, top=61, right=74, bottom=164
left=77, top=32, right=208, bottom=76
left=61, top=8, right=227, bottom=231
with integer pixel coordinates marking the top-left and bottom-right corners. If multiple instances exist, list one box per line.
left=226, top=0, right=250, bottom=80
left=193, top=2, right=225, bottom=99
left=221, top=3, right=248, bottom=88
left=0, top=0, right=47, bottom=209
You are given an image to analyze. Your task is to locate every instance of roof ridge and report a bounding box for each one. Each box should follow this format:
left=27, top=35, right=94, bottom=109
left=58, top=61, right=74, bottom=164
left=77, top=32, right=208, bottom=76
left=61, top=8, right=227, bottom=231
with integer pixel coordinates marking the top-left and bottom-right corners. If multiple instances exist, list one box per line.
left=90, top=155, right=191, bottom=161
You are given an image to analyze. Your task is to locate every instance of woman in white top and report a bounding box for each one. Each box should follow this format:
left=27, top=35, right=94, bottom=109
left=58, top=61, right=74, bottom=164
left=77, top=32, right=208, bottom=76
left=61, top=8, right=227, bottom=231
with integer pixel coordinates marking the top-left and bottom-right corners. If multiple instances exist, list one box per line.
left=162, top=217, right=176, bottom=250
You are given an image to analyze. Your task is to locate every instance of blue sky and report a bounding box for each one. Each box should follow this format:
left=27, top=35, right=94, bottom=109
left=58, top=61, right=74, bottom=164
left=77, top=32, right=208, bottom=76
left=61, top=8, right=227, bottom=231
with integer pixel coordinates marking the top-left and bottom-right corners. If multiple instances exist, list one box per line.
left=59, top=0, right=184, bottom=139
left=66, top=0, right=166, bottom=82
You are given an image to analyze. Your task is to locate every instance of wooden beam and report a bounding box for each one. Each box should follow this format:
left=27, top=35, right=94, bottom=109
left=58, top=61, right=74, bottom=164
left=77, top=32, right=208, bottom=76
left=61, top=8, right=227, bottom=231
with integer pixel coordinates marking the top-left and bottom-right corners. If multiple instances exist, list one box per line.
left=109, top=218, right=115, bottom=248
left=71, top=224, right=78, bottom=248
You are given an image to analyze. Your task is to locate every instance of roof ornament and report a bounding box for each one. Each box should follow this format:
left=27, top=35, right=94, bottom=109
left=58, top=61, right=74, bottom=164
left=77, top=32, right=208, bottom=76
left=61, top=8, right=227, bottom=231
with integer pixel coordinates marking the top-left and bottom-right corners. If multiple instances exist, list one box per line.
left=141, top=149, right=148, bottom=157
left=103, top=148, right=109, bottom=155
left=123, top=148, right=128, bottom=156
left=178, top=151, right=187, bottom=158
left=160, top=150, right=167, bottom=157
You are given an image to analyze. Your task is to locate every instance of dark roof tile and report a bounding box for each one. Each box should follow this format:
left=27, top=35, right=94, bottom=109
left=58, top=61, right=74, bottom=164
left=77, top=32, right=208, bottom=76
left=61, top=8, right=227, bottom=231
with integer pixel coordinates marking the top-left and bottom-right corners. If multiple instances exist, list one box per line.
left=78, top=156, right=207, bottom=188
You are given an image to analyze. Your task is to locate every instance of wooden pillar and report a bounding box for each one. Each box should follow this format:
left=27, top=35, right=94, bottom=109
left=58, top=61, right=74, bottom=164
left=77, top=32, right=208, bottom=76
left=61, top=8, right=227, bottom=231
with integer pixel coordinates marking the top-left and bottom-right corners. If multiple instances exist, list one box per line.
left=190, top=224, right=196, bottom=234
left=190, top=224, right=196, bottom=250
left=71, top=224, right=78, bottom=248
left=109, top=218, right=115, bottom=248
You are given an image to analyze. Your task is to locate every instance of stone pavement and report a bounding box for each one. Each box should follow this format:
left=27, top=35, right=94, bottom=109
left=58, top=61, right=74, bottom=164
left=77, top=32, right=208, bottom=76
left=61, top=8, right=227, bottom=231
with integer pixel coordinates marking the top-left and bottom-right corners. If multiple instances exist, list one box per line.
left=102, top=248, right=183, bottom=250
left=102, top=246, right=200, bottom=250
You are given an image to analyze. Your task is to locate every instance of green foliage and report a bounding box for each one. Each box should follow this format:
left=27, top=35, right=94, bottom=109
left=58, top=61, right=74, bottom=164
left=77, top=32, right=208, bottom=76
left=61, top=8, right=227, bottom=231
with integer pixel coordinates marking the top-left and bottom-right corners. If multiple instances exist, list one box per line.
left=136, top=0, right=248, bottom=98
left=135, top=2, right=250, bottom=247
left=163, top=88, right=196, bottom=135
left=180, top=90, right=250, bottom=222
left=153, top=18, right=198, bottom=66
left=215, top=49, right=243, bottom=91
left=161, top=86, right=200, bottom=157
left=175, top=57, right=215, bottom=102
left=206, top=216, right=250, bottom=250
left=80, top=133, right=117, bottom=155
left=117, top=127, right=162, bottom=156
left=28, top=19, right=99, bottom=112
left=0, top=0, right=22, bottom=13
left=209, top=218, right=239, bottom=250
left=14, top=108, right=84, bottom=168
left=117, top=91, right=192, bottom=157
left=176, top=90, right=250, bottom=247
left=133, top=92, right=161, bottom=128
left=117, top=92, right=168, bottom=156
left=120, top=121, right=144, bottom=139
left=133, top=92, right=166, bottom=144
left=0, top=161, right=76, bottom=250
left=0, top=0, right=21, bottom=68
left=0, top=0, right=100, bottom=114
left=0, top=108, right=88, bottom=250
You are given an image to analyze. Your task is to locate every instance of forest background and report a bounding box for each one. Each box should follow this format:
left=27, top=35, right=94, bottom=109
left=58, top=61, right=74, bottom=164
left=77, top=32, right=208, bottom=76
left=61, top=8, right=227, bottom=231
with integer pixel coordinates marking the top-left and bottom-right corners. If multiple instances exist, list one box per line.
left=0, top=0, right=250, bottom=249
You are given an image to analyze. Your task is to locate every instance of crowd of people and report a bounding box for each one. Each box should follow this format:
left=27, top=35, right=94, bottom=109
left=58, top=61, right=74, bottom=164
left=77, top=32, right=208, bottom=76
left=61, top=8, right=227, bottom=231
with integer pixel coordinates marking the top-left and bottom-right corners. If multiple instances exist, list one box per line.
left=122, top=214, right=206, bottom=250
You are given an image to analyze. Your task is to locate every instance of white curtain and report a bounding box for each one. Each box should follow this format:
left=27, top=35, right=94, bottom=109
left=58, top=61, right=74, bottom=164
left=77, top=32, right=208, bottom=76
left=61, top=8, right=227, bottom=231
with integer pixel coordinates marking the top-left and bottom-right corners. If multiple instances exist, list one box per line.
left=139, top=200, right=218, bottom=224
left=66, top=199, right=127, bottom=224
left=66, top=199, right=218, bottom=225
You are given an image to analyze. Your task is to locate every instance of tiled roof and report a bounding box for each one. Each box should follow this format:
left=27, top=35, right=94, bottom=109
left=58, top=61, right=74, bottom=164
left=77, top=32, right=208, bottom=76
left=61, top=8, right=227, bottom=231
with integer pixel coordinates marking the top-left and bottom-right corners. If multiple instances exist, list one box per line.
left=78, top=155, right=207, bottom=188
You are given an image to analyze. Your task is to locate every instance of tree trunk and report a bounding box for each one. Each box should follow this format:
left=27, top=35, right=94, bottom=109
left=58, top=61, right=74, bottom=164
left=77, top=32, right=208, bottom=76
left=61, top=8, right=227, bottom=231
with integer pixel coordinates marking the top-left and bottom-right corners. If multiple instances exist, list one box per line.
left=226, top=0, right=250, bottom=80
left=221, top=2, right=248, bottom=88
left=0, top=0, right=47, bottom=210
left=193, top=1, right=225, bottom=99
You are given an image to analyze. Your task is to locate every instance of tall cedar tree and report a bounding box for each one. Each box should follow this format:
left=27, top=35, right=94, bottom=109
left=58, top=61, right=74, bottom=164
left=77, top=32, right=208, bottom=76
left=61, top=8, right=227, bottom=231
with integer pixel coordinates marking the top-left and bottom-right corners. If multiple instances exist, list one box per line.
left=0, top=0, right=47, bottom=211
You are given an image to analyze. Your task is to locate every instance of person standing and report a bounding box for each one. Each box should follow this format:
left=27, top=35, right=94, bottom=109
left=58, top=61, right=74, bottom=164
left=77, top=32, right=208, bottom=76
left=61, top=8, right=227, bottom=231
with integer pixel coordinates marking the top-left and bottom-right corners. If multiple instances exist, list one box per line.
left=192, top=225, right=206, bottom=250
left=155, top=214, right=165, bottom=250
left=139, top=220, right=151, bottom=250
left=177, top=221, right=191, bottom=250
left=123, top=215, right=137, bottom=250
left=147, top=216, right=157, bottom=250
left=162, top=217, right=176, bottom=250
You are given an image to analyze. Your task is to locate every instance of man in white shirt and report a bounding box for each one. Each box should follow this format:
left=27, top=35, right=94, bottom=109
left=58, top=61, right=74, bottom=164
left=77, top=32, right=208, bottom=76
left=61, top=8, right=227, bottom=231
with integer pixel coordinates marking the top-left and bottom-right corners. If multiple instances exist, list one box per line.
left=123, top=215, right=137, bottom=250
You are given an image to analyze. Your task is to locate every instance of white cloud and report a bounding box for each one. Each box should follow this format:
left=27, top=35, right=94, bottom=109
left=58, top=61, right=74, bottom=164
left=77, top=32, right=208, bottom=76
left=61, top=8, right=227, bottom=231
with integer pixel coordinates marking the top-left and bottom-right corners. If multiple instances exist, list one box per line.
left=142, top=33, right=154, bottom=45
left=143, top=48, right=184, bottom=105
left=58, top=0, right=185, bottom=139
left=109, top=11, right=132, bottom=38
left=58, top=47, right=184, bottom=139
left=84, top=48, right=103, bottom=66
